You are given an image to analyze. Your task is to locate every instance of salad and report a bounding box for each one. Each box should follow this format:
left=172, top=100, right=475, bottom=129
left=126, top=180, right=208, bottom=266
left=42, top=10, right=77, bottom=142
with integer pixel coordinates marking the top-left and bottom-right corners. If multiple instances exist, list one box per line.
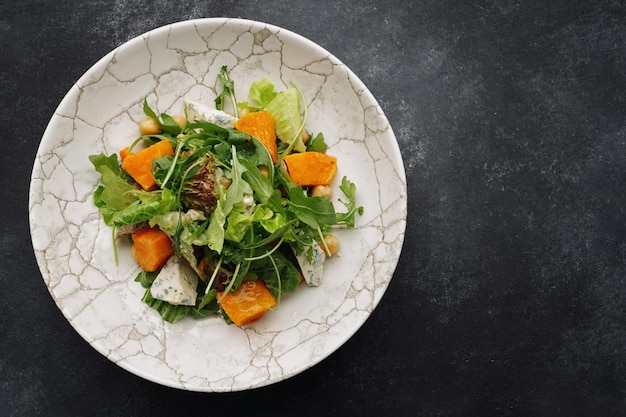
left=89, top=67, right=362, bottom=326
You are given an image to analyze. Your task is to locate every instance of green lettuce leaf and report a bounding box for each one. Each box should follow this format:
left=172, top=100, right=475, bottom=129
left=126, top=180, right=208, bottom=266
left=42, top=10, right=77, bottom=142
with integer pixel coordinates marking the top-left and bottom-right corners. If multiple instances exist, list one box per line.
left=248, top=78, right=277, bottom=108
left=140, top=288, right=191, bottom=323
left=206, top=199, right=226, bottom=253
left=265, top=88, right=306, bottom=152
left=260, top=211, right=288, bottom=234
left=89, top=153, right=136, bottom=210
left=225, top=204, right=273, bottom=243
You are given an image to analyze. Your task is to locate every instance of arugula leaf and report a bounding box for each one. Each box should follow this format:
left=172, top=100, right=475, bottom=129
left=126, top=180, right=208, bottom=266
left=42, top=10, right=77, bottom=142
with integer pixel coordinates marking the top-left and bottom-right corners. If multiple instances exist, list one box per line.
left=222, top=146, right=252, bottom=215
left=245, top=137, right=274, bottom=174
left=214, top=66, right=239, bottom=118
left=186, top=120, right=230, bottom=139
left=336, top=176, right=364, bottom=227
left=286, top=185, right=337, bottom=229
left=192, top=288, right=218, bottom=318
left=213, top=141, right=232, bottom=163
left=159, top=113, right=182, bottom=135
left=143, top=98, right=158, bottom=120
left=250, top=249, right=301, bottom=299
left=134, top=270, right=158, bottom=289
left=239, top=158, right=283, bottom=214
left=142, top=99, right=182, bottom=135
left=306, top=132, right=327, bottom=153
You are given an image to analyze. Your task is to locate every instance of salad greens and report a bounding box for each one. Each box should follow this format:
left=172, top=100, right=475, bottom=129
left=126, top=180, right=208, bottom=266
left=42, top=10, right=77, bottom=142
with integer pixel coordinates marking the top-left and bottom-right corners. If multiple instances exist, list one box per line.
left=89, top=67, right=362, bottom=324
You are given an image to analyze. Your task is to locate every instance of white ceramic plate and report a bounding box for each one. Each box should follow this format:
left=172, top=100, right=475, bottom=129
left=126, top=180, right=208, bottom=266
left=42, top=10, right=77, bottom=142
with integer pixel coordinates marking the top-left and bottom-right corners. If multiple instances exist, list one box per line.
left=28, top=18, right=406, bottom=392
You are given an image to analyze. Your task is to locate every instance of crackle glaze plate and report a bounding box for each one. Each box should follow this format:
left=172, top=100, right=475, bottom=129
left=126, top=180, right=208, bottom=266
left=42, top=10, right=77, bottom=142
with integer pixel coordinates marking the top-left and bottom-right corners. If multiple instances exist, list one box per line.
left=28, top=18, right=406, bottom=392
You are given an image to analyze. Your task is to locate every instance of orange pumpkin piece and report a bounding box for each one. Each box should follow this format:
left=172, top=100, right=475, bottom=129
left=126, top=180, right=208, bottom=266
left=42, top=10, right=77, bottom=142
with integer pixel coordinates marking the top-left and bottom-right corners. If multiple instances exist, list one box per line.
left=234, top=110, right=278, bottom=163
left=282, top=151, right=337, bottom=186
left=131, top=227, right=174, bottom=272
left=121, top=140, right=174, bottom=190
left=218, top=280, right=276, bottom=326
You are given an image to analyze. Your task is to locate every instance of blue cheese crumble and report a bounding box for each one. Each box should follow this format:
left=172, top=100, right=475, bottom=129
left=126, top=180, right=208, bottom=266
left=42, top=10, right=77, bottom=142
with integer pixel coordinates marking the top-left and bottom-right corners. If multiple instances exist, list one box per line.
left=184, top=99, right=237, bottom=128
left=295, top=241, right=326, bottom=287
left=150, top=255, right=198, bottom=306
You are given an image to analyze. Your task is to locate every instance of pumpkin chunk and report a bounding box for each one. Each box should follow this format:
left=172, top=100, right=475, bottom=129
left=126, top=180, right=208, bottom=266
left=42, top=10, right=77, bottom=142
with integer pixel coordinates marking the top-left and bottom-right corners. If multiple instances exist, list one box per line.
left=218, top=280, right=276, bottom=326
left=131, top=227, right=174, bottom=272
left=121, top=140, right=174, bottom=190
left=283, top=151, right=337, bottom=186
left=234, top=110, right=278, bottom=163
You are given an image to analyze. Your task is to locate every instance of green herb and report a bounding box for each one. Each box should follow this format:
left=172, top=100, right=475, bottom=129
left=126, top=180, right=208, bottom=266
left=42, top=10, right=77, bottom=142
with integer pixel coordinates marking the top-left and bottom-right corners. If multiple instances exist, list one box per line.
left=143, top=98, right=182, bottom=135
left=306, top=132, right=327, bottom=153
left=89, top=154, right=137, bottom=211
left=336, top=176, right=364, bottom=227
left=135, top=270, right=158, bottom=288
left=214, top=66, right=239, bottom=118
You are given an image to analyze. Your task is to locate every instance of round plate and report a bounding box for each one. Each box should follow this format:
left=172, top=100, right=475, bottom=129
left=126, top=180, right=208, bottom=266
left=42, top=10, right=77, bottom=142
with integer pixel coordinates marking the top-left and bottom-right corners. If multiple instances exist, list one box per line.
left=28, top=18, right=406, bottom=392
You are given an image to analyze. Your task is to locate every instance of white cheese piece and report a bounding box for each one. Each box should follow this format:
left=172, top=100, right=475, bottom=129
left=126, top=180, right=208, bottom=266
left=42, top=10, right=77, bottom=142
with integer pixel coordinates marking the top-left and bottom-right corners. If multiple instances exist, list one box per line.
left=240, top=194, right=255, bottom=215
left=150, top=255, right=198, bottom=306
left=183, top=99, right=237, bottom=127
left=295, top=241, right=326, bottom=287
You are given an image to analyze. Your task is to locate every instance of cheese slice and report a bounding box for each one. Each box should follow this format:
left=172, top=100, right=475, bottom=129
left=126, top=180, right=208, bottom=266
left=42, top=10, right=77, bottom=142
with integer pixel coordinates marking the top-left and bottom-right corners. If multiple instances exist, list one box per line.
left=295, top=242, right=326, bottom=287
left=183, top=99, right=237, bottom=127
left=150, top=255, right=198, bottom=306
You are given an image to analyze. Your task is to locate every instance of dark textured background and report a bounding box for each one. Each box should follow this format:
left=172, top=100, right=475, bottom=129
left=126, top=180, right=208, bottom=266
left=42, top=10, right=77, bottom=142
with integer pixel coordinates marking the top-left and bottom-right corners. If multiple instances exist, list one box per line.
left=3, top=1, right=626, bottom=416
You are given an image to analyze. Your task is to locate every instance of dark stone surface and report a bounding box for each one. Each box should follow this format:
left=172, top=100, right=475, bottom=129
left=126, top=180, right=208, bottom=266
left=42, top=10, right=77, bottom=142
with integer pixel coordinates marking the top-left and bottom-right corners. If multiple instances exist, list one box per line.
left=3, top=0, right=626, bottom=416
